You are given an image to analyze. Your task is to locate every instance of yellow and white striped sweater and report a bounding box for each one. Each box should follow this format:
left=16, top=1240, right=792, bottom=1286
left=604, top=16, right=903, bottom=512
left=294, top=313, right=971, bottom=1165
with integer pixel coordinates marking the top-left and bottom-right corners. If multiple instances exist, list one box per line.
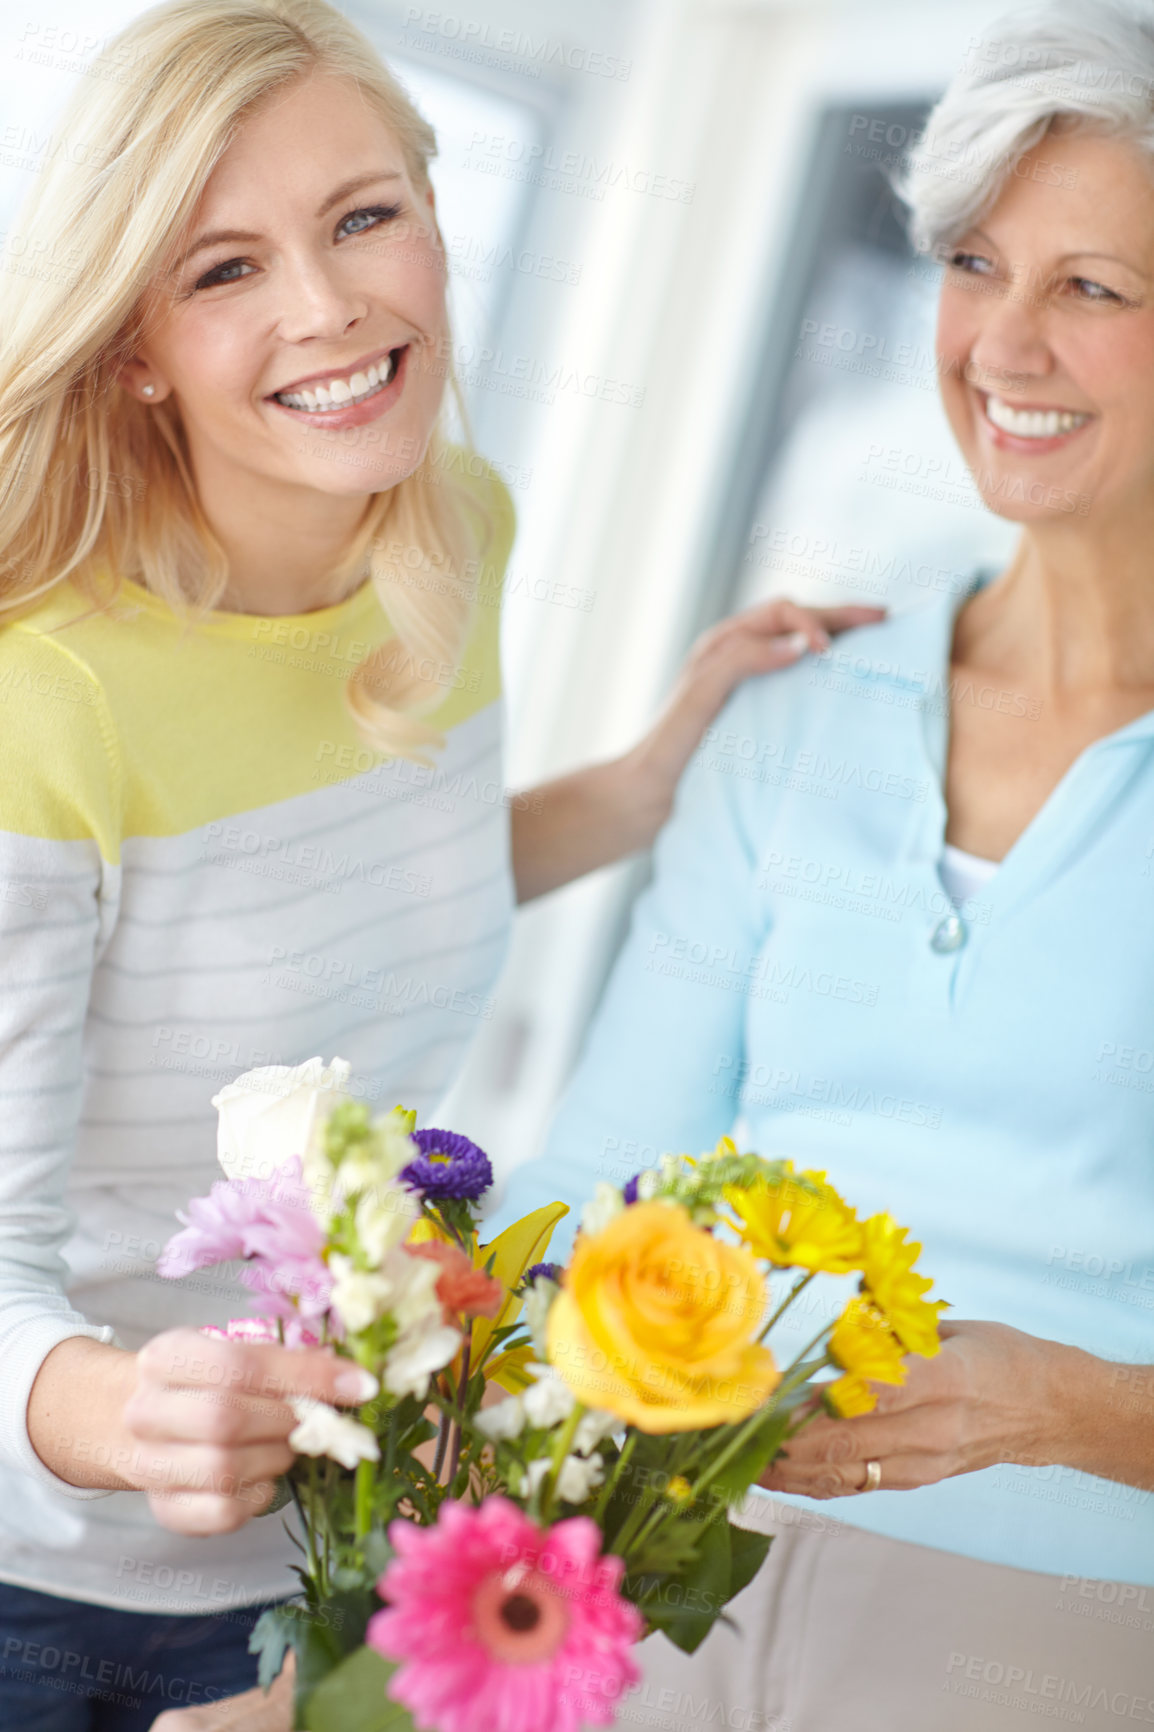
left=0, top=463, right=515, bottom=1611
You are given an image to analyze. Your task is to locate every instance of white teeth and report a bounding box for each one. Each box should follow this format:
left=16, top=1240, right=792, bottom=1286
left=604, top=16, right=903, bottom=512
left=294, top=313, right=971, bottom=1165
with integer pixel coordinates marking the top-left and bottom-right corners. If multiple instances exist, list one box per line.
left=985, top=394, right=1089, bottom=438
left=275, top=351, right=398, bottom=412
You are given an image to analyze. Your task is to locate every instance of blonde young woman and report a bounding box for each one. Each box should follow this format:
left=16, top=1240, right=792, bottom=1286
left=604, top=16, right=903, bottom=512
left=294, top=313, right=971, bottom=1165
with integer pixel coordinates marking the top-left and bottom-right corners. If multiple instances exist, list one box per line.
left=0, top=0, right=880, bottom=1725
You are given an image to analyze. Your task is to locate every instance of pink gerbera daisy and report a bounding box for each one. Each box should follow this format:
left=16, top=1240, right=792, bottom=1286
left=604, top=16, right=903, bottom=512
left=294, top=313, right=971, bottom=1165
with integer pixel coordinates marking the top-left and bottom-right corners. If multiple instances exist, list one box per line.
left=366, top=1497, right=643, bottom=1732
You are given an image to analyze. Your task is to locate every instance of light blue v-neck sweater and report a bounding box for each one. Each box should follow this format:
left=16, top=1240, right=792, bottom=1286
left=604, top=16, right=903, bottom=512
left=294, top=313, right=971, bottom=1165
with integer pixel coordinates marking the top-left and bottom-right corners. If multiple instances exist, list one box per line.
left=489, top=572, right=1154, bottom=1584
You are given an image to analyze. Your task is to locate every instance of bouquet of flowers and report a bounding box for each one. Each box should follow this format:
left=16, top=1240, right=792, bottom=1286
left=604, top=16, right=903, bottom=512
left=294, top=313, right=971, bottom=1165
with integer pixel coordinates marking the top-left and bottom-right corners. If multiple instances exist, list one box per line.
left=159, top=1057, right=947, bottom=1732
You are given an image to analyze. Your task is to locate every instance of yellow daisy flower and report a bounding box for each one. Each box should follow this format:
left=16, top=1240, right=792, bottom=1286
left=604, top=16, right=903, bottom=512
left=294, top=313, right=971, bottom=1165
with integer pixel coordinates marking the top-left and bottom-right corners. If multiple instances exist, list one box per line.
left=724, top=1163, right=863, bottom=1274
left=858, top=1213, right=948, bottom=1358
left=825, top=1374, right=877, bottom=1417
left=829, top=1295, right=907, bottom=1381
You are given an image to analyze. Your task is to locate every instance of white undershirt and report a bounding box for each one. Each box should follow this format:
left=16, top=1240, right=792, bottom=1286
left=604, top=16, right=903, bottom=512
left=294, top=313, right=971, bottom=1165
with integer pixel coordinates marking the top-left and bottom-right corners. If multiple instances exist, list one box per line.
left=939, top=842, right=999, bottom=906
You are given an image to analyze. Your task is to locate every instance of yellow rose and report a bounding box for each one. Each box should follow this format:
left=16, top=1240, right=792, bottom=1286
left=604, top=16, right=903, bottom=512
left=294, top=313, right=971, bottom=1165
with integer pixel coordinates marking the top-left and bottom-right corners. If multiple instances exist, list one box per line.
left=546, top=1200, right=779, bottom=1433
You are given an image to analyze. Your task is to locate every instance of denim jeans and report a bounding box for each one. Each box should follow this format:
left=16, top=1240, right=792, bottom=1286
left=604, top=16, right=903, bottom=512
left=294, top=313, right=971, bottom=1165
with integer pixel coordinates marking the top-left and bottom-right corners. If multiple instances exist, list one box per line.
left=0, top=1580, right=282, bottom=1731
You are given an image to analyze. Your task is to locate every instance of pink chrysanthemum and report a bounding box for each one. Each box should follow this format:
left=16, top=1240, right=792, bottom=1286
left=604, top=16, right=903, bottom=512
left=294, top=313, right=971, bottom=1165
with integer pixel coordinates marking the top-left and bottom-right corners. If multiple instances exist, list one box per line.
left=199, top=1318, right=320, bottom=1347
left=366, top=1497, right=643, bottom=1732
left=158, top=1156, right=331, bottom=1327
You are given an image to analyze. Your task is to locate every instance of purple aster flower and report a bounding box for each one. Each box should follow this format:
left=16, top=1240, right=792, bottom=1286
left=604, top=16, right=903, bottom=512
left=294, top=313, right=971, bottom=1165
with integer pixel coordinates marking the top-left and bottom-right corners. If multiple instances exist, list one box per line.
left=400, top=1128, right=493, bottom=1202
left=524, top=1262, right=561, bottom=1286
left=622, top=1175, right=642, bottom=1205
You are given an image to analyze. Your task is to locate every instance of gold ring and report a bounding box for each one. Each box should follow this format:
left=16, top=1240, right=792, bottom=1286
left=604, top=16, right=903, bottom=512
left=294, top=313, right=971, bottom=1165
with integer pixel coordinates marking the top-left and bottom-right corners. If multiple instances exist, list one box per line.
left=861, top=1459, right=882, bottom=1492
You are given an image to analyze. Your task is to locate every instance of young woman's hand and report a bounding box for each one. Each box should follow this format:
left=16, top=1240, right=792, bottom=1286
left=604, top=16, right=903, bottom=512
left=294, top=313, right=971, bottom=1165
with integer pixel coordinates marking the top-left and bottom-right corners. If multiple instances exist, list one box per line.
left=512, top=597, right=885, bottom=902
left=27, top=1330, right=376, bottom=1536
left=122, top=1328, right=377, bottom=1535
left=149, top=1653, right=294, bottom=1730
left=624, top=599, right=886, bottom=822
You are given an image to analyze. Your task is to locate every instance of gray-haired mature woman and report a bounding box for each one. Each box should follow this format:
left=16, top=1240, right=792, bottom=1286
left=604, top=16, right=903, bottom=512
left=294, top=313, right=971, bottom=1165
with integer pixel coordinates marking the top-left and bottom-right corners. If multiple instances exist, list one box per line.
left=486, top=1, right=1154, bottom=1729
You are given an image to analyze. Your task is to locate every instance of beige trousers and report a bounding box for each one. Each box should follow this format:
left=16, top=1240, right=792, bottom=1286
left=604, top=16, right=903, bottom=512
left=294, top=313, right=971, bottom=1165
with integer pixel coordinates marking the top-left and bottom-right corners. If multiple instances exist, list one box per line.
left=622, top=1496, right=1154, bottom=1732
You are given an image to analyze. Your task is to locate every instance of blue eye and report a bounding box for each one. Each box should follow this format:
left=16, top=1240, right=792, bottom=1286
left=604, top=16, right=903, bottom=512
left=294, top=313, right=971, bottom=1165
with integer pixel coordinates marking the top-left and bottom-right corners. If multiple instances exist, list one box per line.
left=947, top=250, right=995, bottom=276
left=194, top=257, right=255, bottom=290
left=192, top=204, right=405, bottom=291
left=1069, top=276, right=1123, bottom=304
left=337, top=203, right=404, bottom=239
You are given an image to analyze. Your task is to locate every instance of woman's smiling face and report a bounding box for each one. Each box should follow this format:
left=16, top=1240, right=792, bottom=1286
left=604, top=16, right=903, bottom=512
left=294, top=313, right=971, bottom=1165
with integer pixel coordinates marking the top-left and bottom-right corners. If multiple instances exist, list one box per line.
left=133, top=70, right=448, bottom=498
left=937, top=127, right=1154, bottom=526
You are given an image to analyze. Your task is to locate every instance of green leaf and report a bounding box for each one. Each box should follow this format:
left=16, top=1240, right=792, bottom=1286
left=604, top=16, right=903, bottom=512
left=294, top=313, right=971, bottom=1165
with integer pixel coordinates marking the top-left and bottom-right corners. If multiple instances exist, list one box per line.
left=727, top=1526, right=771, bottom=1602
left=300, top=1644, right=414, bottom=1732
left=292, top=1613, right=350, bottom=1719
left=625, top=1524, right=704, bottom=1579
left=362, top=1530, right=394, bottom=1579
left=249, top=1605, right=297, bottom=1693
left=702, top=1402, right=796, bottom=1509
left=638, top=1518, right=733, bottom=1656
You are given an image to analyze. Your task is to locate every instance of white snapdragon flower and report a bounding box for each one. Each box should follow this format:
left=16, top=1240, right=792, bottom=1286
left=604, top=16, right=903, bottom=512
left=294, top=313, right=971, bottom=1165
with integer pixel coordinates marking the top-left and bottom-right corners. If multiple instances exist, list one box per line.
left=579, top=1181, right=625, bottom=1237
left=637, top=1169, right=661, bottom=1202
left=524, top=1275, right=559, bottom=1362
left=213, top=1057, right=352, bottom=1186
left=333, top=1108, right=420, bottom=1206
left=387, top=1248, right=442, bottom=1333
left=473, top=1395, right=526, bottom=1442
left=383, top=1317, right=460, bottom=1400
left=288, top=1397, right=379, bottom=1471
left=572, top=1408, right=622, bottom=1455
left=329, top=1254, right=395, bottom=1335
left=522, top=1366, right=576, bottom=1429
left=330, top=1245, right=445, bottom=1339
left=353, top=1183, right=419, bottom=1265
left=524, top=1453, right=605, bottom=1504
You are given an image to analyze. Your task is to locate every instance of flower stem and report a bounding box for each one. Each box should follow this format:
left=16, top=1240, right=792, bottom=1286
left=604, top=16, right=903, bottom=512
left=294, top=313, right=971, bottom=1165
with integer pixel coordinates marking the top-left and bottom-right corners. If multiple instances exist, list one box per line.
left=780, top=1322, right=837, bottom=1387
left=759, top=1269, right=816, bottom=1340
left=431, top=1371, right=452, bottom=1482
left=592, top=1432, right=635, bottom=1526
left=538, top=1401, right=584, bottom=1525
left=354, top=1424, right=374, bottom=1543
left=681, top=1401, right=781, bottom=1512
left=446, top=1340, right=472, bottom=1490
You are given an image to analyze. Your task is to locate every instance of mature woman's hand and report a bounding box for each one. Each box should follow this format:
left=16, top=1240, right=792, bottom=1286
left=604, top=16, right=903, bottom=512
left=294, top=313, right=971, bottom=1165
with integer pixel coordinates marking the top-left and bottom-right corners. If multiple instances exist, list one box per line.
left=121, top=1328, right=376, bottom=1535
left=759, top=1321, right=1079, bottom=1498
left=149, top=1653, right=294, bottom=1730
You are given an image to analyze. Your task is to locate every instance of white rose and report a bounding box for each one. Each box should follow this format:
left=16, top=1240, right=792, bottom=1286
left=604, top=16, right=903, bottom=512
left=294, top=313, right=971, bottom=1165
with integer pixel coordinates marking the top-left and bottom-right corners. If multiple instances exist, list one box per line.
left=212, top=1057, right=352, bottom=1184
left=473, top=1395, right=526, bottom=1442
left=288, top=1397, right=379, bottom=1470
left=383, top=1318, right=461, bottom=1400
left=521, top=1366, right=576, bottom=1430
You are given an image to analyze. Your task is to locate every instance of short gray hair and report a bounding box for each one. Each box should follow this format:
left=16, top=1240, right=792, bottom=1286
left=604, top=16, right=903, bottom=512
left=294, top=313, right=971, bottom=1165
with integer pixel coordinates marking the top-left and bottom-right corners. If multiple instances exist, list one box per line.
left=897, top=0, right=1154, bottom=255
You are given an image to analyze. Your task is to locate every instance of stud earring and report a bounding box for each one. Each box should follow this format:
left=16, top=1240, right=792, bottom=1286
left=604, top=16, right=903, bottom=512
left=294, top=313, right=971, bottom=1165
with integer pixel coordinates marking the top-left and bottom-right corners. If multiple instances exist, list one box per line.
left=141, top=383, right=155, bottom=398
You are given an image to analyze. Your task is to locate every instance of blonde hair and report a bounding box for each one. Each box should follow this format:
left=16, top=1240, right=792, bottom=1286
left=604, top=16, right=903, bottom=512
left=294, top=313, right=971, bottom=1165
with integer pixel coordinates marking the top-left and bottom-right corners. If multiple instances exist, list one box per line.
left=0, top=0, right=489, bottom=760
